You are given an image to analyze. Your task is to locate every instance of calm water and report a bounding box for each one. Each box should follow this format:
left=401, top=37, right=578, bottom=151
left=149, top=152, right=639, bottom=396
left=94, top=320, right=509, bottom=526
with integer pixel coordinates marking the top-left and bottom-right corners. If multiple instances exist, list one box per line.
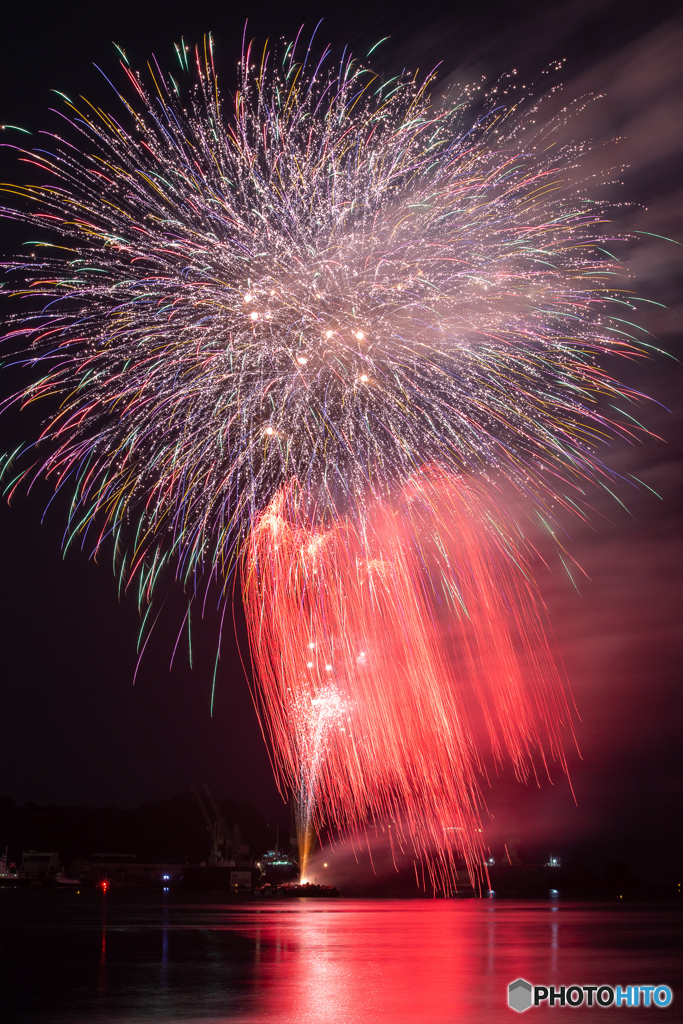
left=0, top=890, right=680, bottom=1022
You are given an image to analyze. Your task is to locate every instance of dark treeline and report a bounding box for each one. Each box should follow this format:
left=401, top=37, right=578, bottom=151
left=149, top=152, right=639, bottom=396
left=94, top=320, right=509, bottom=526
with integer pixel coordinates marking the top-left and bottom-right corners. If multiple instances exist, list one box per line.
left=0, top=792, right=289, bottom=864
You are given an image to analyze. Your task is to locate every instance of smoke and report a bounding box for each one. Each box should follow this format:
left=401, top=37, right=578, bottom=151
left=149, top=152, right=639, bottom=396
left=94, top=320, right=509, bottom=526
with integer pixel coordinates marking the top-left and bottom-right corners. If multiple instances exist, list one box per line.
left=409, top=12, right=683, bottom=871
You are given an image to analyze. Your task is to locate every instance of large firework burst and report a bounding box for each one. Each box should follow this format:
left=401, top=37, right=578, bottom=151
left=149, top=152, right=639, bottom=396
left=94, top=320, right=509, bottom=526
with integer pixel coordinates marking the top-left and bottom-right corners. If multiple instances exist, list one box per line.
left=1, top=36, right=650, bottom=583
left=0, top=34, right=653, bottom=889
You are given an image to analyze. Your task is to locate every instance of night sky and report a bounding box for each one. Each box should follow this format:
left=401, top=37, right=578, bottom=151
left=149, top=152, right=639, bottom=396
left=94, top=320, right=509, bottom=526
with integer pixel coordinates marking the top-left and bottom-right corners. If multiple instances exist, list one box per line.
left=1, top=0, right=681, bottom=873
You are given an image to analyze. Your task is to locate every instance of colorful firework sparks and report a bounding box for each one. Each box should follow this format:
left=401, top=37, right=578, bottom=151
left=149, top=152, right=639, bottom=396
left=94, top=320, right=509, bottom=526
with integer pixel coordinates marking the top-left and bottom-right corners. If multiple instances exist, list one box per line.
left=0, top=34, right=655, bottom=889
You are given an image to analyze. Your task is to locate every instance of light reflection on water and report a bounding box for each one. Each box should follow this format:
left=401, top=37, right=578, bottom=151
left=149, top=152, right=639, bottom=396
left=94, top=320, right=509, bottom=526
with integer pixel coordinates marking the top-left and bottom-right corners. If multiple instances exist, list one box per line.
left=0, top=891, right=680, bottom=1022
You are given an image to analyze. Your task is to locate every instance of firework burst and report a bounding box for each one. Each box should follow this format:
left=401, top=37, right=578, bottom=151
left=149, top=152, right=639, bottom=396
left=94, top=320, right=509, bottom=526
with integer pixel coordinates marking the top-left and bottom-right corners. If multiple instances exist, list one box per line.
left=0, top=33, right=654, bottom=890
left=243, top=466, right=573, bottom=889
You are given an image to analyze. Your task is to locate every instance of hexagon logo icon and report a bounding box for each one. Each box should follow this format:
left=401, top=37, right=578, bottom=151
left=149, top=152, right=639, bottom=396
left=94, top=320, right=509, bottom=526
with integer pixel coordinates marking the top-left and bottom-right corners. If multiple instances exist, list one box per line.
left=508, top=978, right=533, bottom=1013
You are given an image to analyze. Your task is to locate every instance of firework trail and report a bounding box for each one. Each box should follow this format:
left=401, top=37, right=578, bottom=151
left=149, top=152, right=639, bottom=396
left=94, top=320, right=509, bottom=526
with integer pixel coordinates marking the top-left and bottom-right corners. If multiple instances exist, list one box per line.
left=0, top=34, right=654, bottom=889
left=243, top=466, right=572, bottom=888
left=288, top=683, right=346, bottom=880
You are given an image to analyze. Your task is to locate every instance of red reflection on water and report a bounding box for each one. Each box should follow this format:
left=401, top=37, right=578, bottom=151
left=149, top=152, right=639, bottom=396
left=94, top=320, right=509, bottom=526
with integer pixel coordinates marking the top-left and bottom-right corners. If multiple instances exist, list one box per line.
left=231, top=900, right=676, bottom=1024
left=243, top=901, right=502, bottom=1022
left=97, top=897, right=107, bottom=1000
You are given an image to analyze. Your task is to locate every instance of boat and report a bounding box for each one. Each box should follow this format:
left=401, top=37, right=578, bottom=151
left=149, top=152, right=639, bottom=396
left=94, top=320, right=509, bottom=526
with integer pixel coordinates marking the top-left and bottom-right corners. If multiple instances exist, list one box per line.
left=0, top=847, right=29, bottom=887
left=255, top=881, right=340, bottom=898
left=259, top=848, right=298, bottom=883
left=54, top=871, right=81, bottom=886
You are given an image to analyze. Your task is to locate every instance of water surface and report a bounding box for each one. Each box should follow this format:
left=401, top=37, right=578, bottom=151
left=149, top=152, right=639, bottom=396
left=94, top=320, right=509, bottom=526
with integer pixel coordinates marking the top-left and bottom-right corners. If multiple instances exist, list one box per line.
left=1, top=891, right=680, bottom=1022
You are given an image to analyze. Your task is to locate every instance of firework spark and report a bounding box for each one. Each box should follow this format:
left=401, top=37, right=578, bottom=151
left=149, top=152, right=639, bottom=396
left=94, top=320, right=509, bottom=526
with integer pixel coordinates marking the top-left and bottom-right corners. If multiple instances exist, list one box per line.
left=0, top=34, right=654, bottom=890
left=243, top=466, right=573, bottom=888
left=289, top=683, right=347, bottom=880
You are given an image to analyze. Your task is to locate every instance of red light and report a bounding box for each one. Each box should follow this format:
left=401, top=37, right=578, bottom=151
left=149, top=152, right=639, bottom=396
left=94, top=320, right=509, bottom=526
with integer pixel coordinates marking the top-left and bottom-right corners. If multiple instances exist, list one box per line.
left=100, top=880, right=109, bottom=893
left=243, top=467, right=572, bottom=891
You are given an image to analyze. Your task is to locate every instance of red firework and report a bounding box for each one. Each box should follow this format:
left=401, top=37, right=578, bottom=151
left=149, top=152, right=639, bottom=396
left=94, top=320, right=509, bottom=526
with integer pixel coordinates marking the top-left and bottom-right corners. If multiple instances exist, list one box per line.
left=242, top=466, right=573, bottom=892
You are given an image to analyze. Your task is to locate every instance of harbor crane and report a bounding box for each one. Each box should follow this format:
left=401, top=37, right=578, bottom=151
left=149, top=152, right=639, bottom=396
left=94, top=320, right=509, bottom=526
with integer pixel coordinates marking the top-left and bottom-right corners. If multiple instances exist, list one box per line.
left=193, top=785, right=249, bottom=866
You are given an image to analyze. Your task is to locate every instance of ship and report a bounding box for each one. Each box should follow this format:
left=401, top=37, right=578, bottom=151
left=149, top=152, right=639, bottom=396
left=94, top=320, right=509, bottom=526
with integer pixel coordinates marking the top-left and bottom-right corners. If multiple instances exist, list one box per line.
left=255, top=881, right=340, bottom=898
left=0, top=847, right=28, bottom=887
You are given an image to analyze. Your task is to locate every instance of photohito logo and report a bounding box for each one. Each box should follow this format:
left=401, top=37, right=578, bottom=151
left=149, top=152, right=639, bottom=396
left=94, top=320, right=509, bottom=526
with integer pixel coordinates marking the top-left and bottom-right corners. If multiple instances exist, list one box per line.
left=508, top=979, right=673, bottom=1012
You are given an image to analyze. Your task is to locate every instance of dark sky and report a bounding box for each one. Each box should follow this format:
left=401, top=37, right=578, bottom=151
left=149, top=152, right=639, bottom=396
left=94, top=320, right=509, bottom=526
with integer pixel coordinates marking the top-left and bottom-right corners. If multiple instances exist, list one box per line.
left=0, top=0, right=681, bottom=869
